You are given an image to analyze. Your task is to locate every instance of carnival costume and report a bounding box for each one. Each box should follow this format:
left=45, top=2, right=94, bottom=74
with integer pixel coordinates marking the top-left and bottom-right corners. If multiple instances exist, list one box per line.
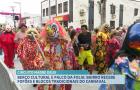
left=38, top=19, right=76, bottom=90
left=100, top=23, right=140, bottom=90
left=0, top=25, right=16, bottom=68
left=94, top=24, right=110, bottom=74
left=17, top=29, right=45, bottom=70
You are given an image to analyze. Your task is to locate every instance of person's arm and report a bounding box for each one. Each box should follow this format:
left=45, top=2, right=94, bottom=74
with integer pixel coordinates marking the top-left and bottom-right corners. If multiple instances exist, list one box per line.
left=77, top=34, right=81, bottom=46
left=89, top=32, right=92, bottom=48
left=115, top=39, right=121, bottom=51
left=0, top=35, right=3, bottom=49
left=71, top=35, right=77, bottom=45
left=14, top=32, right=19, bottom=43
left=17, top=39, right=24, bottom=59
left=91, top=34, right=97, bottom=52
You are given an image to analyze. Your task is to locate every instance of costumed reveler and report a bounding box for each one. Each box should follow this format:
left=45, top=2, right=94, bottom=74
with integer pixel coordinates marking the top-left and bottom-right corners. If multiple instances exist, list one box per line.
left=0, top=25, right=16, bottom=68
left=100, top=23, right=140, bottom=90
left=14, top=23, right=27, bottom=45
left=94, top=24, right=110, bottom=74
left=38, top=19, right=76, bottom=90
left=17, top=28, right=46, bottom=70
left=105, top=31, right=120, bottom=68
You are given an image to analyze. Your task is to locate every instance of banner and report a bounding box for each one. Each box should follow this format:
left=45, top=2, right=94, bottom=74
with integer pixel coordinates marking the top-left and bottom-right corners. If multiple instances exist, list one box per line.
left=15, top=70, right=125, bottom=85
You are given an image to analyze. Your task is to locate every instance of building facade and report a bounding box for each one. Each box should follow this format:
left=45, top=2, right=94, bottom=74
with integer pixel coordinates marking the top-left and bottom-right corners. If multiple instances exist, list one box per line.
left=41, top=0, right=93, bottom=29
left=41, top=0, right=140, bottom=30
left=41, top=0, right=70, bottom=27
left=94, top=0, right=140, bottom=28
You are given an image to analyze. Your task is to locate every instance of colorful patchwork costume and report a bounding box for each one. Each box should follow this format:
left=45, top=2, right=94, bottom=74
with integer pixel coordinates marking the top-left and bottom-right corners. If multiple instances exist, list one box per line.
left=94, top=24, right=110, bottom=74
left=100, top=23, right=140, bottom=90
left=38, top=19, right=76, bottom=90
left=17, top=29, right=44, bottom=70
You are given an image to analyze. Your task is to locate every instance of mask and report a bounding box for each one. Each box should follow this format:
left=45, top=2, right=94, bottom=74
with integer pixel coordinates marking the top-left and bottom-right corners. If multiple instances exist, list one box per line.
left=123, top=23, right=140, bottom=55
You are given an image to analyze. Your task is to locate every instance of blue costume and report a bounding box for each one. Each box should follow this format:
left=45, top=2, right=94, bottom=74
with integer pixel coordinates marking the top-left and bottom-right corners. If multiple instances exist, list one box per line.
left=100, top=23, right=140, bottom=90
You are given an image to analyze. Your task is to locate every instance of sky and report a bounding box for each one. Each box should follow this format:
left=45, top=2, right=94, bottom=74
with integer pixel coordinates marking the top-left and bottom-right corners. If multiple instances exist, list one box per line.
left=0, top=0, right=42, bottom=15
left=0, top=0, right=42, bottom=24
left=0, top=0, right=140, bottom=24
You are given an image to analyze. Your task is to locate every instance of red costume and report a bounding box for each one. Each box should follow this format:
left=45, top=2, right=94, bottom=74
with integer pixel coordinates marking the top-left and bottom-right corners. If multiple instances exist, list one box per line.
left=0, top=32, right=16, bottom=68
left=105, top=37, right=120, bottom=65
left=17, top=37, right=44, bottom=70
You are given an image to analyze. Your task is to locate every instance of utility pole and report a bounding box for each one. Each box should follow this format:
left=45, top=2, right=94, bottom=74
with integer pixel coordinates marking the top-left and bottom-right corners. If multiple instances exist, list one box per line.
left=101, top=0, right=107, bottom=25
left=49, top=0, right=51, bottom=19
left=88, top=0, right=94, bottom=31
left=10, top=6, right=16, bottom=29
left=14, top=2, right=22, bottom=24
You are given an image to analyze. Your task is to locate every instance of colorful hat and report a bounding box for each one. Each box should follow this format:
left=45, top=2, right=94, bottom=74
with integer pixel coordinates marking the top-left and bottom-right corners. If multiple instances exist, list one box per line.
left=5, top=25, right=11, bottom=29
left=19, top=23, right=27, bottom=29
left=122, top=23, right=140, bottom=56
left=26, top=28, right=40, bottom=38
left=76, top=28, right=81, bottom=33
left=45, top=19, right=70, bottom=41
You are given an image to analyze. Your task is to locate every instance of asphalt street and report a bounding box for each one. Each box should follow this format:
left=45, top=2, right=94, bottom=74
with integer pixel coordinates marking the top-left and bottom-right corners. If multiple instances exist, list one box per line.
left=0, top=54, right=100, bottom=90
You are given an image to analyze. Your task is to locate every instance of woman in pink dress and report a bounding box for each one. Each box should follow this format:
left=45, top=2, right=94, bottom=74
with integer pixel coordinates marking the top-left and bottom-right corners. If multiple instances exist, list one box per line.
left=105, top=31, right=120, bottom=68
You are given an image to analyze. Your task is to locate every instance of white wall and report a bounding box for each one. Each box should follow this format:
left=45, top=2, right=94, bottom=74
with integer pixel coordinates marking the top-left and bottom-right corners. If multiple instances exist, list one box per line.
left=123, top=0, right=140, bottom=26
left=106, top=0, right=120, bottom=28
left=72, top=0, right=89, bottom=28
left=42, top=0, right=49, bottom=23
left=41, top=0, right=140, bottom=28
left=26, top=16, right=41, bottom=27
left=106, top=0, right=140, bottom=27
left=94, top=0, right=101, bottom=28
left=94, top=0, right=140, bottom=28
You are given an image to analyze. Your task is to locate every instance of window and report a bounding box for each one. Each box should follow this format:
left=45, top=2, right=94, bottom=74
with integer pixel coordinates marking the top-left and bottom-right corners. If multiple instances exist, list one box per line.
left=63, top=1, right=68, bottom=12
left=110, top=4, right=115, bottom=14
left=46, top=8, right=48, bottom=16
left=51, top=6, right=56, bottom=15
left=58, top=3, right=62, bottom=13
left=119, top=4, right=124, bottom=27
left=110, top=21, right=115, bottom=29
left=134, top=8, right=138, bottom=16
left=43, top=9, right=45, bottom=17
left=64, top=21, right=68, bottom=27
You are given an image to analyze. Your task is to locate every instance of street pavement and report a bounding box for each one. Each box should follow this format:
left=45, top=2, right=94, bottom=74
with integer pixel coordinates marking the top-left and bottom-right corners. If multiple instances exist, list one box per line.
left=0, top=54, right=100, bottom=90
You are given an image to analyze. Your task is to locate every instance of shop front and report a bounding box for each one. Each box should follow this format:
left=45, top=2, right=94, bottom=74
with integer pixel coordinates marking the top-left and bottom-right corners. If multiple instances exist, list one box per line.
left=53, top=15, right=69, bottom=28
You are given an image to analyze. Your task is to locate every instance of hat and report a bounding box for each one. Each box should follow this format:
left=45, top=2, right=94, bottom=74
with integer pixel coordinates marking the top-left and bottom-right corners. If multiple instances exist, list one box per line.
left=76, top=28, right=81, bottom=33
left=5, top=25, right=11, bottom=29
left=45, top=19, right=71, bottom=42
left=26, top=28, right=40, bottom=37
left=122, top=23, right=140, bottom=56
left=19, top=23, right=27, bottom=29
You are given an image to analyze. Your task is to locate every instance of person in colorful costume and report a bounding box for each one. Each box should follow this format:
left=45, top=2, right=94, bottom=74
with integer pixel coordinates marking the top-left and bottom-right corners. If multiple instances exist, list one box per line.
left=105, top=31, right=120, bottom=68
left=17, top=28, right=45, bottom=70
left=100, top=23, right=140, bottom=90
left=70, top=30, right=80, bottom=69
left=38, top=19, right=75, bottom=90
left=14, top=23, right=27, bottom=44
left=0, top=25, right=16, bottom=68
left=94, top=24, right=110, bottom=74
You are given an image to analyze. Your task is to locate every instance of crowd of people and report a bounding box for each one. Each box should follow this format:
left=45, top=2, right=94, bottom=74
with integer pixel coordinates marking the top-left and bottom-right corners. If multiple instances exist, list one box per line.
left=0, top=20, right=140, bottom=90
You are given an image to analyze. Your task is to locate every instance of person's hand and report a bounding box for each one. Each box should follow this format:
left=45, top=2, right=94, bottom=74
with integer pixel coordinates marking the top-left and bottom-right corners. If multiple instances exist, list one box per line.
left=80, top=47, right=84, bottom=52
